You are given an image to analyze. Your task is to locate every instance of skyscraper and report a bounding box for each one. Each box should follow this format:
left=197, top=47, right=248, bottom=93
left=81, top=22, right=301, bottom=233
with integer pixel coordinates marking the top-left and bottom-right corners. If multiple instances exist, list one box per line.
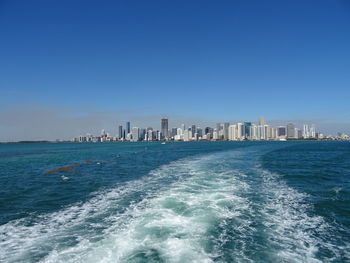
left=197, top=127, right=203, bottom=138
left=236, top=123, right=243, bottom=140
left=191, top=125, right=196, bottom=136
left=229, top=124, right=237, bottom=140
left=118, top=125, right=123, bottom=139
left=171, top=128, right=177, bottom=138
left=181, top=124, right=186, bottom=132
left=161, top=118, right=169, bottom=139
left=287, top=123, right=295, bottom=139
left=131, top=127, right=140, bottom=142
left=216, top=123, right=222, bottom=139
left=250, top=124, right=258, bottom=140
left=126, top=122, right=131, bottom=135
left=297, top=129, right=302, bottom=139
left=270, top=127, right=278, bottom=139
left=304, top=124, right=316, bottom=138
left=177, top=127, right=183, bottom=136
left=278, top=126, right=286, bottom=137
left=303, top=124, right=308, bottom=138
left=223, top=122, right=229, bottom=140
left=213, top=129, right=218, bottom=140
left=140, top=128, right=146, bottom=140
left=264, top=125, right=270, bottom=140
left=310, top=124, right=316, bottom=138
left=147, top=128, right=154, bottom=141
left=183, top=129, right=190, bottom=141
left=243, top=122, right=251, bottom=139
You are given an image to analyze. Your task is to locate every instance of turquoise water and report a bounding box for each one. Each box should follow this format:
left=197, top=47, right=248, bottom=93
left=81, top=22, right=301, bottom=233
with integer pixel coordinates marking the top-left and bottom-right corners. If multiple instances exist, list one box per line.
left=0, top=141, right=349, bottom=262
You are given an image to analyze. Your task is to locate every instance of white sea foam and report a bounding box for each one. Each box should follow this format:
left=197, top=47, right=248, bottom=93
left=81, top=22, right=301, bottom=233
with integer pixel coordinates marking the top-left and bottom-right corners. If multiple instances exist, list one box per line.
left=257, top=166, right=347, bottom=262
left=1, top=148, right=346, bottom=263
left=20, top=151, right=251, bottom=263
left=0, top=158, right=198, bottom=263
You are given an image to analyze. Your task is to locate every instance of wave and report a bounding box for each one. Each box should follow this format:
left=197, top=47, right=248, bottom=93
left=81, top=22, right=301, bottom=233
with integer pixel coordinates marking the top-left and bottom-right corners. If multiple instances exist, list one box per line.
left=0, top=157, right=198, bottom=262
left=39, top=152, right=253, bottom=263
left=1, top=148, right=347, bottom=262
left=257, top=166, right=350, bottom=262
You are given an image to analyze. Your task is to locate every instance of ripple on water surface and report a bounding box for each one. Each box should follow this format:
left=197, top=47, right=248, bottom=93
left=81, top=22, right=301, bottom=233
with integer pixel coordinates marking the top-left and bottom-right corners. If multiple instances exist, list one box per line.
left=1, top=144, right=349, bottom=263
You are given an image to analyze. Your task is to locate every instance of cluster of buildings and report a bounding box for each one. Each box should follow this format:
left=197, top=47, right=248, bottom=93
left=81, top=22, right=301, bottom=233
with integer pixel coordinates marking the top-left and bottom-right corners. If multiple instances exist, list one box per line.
left=73, top=117, right=347, bottom=142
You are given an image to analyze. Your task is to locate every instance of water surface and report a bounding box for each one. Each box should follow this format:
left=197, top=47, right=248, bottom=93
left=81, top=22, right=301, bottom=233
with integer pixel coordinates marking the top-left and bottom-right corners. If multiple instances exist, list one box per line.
left=0, top=141, right=349, bottom=262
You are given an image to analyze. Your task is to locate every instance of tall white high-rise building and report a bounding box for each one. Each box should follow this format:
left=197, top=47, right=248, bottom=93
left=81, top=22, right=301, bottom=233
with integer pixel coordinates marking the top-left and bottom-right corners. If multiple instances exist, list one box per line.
left=188, top=130, right=192, bottom=140
left=250, top=124, right=258, bottom=140
left=131, top=127, right=140, bottom=142
left=213, top=129, right=218, bottom=140
left=228, top=124, right=237, bottom=140
left=147, top=129, right=154, bottom=141
left=183, top=129, right=190, bottom=141
left=264, top=125, right=270, bottom=140
left=287, top=123, right=295, bottom=139
left=177, top=128, right=183, bottom=136
left=303, top=124, right=310, bottom=138
left=236, top=123, right=243, bottom=140
left=270, top=127, right=277, bottom=140
left=174, top=128, right=183, bottom=141
left=257, top=125, right=266, bottom=140
left=310, top=124, right=316, bottom=138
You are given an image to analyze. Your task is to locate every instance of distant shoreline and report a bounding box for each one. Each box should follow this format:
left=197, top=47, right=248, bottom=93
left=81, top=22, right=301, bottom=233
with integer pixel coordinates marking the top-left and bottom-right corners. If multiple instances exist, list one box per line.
left=1, top=139, right=349, bottom=144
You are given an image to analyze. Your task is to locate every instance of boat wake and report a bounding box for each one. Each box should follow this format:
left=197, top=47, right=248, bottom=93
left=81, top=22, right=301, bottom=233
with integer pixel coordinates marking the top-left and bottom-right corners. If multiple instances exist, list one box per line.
left=0, top=148, right=347, bottom=262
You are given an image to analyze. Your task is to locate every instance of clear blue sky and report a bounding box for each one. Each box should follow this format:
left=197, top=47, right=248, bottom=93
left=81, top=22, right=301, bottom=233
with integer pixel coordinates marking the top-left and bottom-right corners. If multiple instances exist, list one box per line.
left=0, top=0, right=350, bottom=140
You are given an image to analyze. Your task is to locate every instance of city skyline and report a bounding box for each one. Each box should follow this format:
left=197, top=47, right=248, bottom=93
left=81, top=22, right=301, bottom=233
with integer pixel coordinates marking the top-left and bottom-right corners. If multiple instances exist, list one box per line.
left=1, top=112, right=350, bottom=142
left=72, top=117, right=349, bottom=143
left=1, top=1, right=350, bottom=141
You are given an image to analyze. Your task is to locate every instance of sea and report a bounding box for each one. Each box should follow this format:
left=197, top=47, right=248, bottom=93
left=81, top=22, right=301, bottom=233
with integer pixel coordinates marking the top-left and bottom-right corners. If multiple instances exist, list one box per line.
left=0, top=141, right=349, bottom=263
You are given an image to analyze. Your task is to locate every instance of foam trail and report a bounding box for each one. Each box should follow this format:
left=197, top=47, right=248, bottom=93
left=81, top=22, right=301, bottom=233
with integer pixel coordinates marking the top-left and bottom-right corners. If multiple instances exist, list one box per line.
left=39, top=152, right=253, bottom=263
left=1, top=148, right=346, bottom=263
left=0, top=158, right=197, bottom=263
left=257, top=166, right=349, bottom=262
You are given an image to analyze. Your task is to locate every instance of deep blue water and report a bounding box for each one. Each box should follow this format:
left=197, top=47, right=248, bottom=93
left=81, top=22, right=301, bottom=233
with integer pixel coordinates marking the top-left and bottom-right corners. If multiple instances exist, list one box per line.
left=0, top=141, right=349, bottom=262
